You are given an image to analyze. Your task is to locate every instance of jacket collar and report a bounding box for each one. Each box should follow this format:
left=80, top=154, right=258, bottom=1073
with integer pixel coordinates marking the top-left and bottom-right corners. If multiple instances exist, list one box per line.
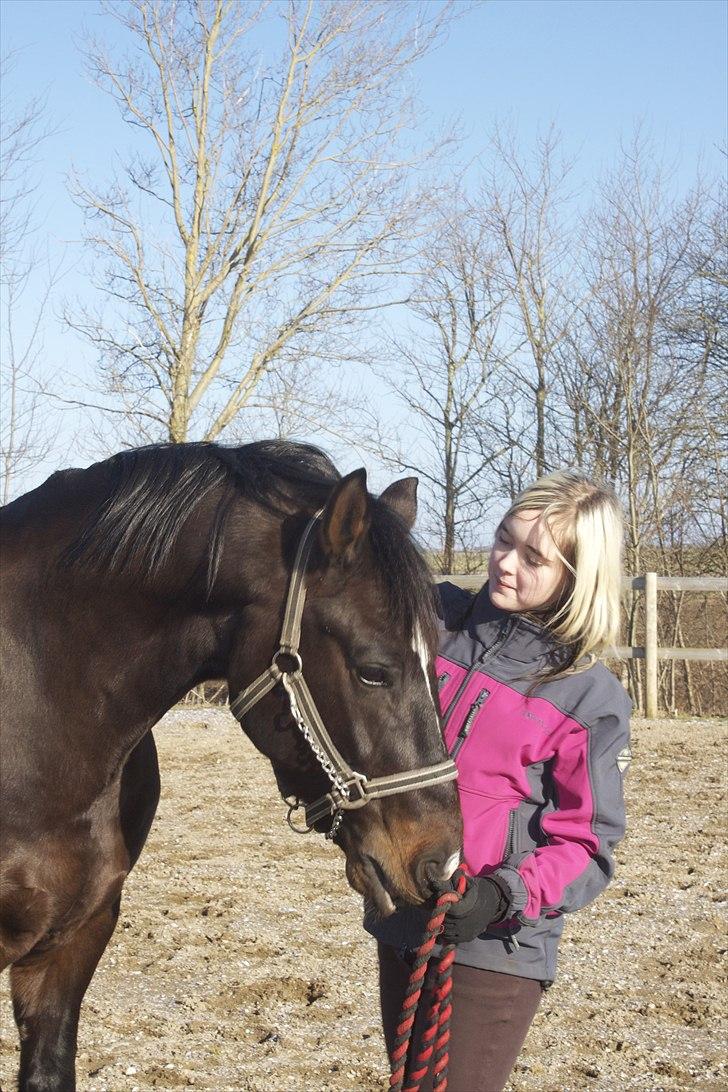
left=469, top=582, right=574, bottom=668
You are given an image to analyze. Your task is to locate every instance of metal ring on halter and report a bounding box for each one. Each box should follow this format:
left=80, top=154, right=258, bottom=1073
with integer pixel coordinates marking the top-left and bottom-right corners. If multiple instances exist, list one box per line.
left=286, top=799, right=313, bottom=834
left=272, top=649, right=303, bottom=675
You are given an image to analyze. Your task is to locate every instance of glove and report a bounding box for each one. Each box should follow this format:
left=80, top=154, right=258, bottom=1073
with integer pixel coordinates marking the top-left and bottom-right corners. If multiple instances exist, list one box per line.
left=440, top=875, right=509, bottom=945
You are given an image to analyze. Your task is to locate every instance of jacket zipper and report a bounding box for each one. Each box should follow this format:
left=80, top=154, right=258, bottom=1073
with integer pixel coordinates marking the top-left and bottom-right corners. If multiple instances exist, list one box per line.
left=503, top=810, right=520, bottom=953
left=437, top=671, right=451, bottom=690
left=505, top=809, right=517, bottom=857
left=449, top=688, right=490, bottom=758
left=443, top=617, right=519, bottom=957
left=441, top=618, right=516, bottom=725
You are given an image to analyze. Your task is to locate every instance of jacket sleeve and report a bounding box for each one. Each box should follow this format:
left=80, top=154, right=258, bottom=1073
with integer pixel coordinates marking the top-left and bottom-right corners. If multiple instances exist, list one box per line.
left=493, top=695, right=632, bottom=924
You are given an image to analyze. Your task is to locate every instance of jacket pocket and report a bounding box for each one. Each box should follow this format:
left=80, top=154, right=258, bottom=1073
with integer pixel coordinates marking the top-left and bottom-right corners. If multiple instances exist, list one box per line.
left=460, top=787, right=520, bottom=876
left=504, top=808, right=516, bottom=858
left=441, top=671, right=493, bottom=755
left=449, top=686, right=491, bottom=758
left=503, top=805, right=523, bottom=859
left=434, top=655, right=467, bottom=722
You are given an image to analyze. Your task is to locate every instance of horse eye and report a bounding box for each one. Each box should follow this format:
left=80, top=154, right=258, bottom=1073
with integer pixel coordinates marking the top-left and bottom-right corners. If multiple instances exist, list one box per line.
left=357, top=665, right=389, bottom=688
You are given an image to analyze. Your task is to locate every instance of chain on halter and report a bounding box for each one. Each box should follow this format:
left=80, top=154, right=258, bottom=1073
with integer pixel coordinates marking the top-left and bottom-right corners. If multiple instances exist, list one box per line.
left=228, top=511, right=458, bottom=838
left=279, top=672, right=352, bottom=840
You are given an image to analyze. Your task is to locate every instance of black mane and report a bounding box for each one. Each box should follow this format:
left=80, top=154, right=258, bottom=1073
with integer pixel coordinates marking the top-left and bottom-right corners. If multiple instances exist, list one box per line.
left=62, top=440, right=437, bottom=643
left=62, top=441, right=337, bottom=589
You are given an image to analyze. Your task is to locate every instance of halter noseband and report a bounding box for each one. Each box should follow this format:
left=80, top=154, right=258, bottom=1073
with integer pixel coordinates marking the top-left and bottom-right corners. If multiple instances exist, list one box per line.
left=228, top=513, right=458, bottom=839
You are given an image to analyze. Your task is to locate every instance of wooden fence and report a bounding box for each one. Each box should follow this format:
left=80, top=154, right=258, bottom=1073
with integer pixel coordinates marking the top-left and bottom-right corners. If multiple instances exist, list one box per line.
left=436, top=573, right=728, bottom=718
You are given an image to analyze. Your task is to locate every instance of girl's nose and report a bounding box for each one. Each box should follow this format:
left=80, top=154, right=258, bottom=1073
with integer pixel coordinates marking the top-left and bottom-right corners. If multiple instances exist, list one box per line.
left=500, top=547, right=517, bottom=571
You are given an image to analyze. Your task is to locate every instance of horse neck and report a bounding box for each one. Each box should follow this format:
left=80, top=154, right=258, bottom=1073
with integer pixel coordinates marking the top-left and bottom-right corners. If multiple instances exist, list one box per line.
left=23, top=576, right=231, bottom=753
left=6, top=483, right=286, bottom=763
left=69, top=496, right=287, bottom=739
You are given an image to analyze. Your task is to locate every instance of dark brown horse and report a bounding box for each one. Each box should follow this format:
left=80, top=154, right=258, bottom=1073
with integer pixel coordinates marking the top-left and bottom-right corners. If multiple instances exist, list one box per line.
left=0, top=440, right=462, bottom=1092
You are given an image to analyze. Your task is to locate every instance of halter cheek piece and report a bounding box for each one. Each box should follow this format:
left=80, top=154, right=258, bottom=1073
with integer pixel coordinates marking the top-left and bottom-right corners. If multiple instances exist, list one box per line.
left=228, top=512, right=458, bottom=840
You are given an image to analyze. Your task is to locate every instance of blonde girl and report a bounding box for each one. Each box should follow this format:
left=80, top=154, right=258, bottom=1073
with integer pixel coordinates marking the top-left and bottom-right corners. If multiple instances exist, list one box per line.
left=367, top=470, right=632, bottom=1092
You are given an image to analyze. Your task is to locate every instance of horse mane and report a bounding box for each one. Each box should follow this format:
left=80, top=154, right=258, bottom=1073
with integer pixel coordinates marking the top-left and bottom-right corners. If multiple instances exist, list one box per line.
left=62, top=441, right=437, bottom=643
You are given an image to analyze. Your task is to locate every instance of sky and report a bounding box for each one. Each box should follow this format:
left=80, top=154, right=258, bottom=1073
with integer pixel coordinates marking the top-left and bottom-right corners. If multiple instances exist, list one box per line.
left=1, top=0, right=726, bottom=497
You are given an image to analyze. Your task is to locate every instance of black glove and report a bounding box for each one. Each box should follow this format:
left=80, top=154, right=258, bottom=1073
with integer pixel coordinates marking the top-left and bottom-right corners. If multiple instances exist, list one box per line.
left=440, top=875, right=509, bottom=945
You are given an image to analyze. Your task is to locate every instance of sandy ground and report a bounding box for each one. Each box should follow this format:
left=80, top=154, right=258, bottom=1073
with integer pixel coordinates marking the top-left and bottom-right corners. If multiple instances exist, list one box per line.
left=1, top=708, right=726, bottom=1092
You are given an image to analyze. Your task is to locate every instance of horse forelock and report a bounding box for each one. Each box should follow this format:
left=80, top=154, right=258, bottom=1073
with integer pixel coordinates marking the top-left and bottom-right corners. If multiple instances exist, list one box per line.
left=412, top=622, right=436, bottom=707
left=366, top=499, right=438, bottom=664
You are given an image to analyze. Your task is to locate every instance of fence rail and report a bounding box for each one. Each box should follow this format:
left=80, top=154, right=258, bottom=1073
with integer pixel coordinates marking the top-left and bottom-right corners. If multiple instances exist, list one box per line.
left=435, top=572, right=727, bottom=717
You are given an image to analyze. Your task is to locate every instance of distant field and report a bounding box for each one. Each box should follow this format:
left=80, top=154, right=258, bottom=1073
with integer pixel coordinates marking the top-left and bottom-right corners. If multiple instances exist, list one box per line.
left=425, top=551, right=489, bottom=575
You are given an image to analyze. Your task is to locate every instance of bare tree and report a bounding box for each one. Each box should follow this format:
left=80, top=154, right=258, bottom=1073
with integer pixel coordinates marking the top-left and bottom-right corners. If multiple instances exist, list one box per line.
left=672, top=179, right=728, bottom=572
left=1, top=272, right=60, bottom=504
left=373, top=204, right=515, bottom=571
left=226, top=356, right=374, bottom=452
left=557, top=135, right=723, bottom=708
left=0, top=53, right=59, bottom=502
left=478, top=125, right=576, bottom=477
left=68, top=0, right=455, bottom=445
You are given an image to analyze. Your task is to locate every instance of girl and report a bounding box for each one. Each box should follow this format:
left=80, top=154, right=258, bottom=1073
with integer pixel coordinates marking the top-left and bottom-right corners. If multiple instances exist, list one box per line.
left=366, top=470, right=632, bottom=1092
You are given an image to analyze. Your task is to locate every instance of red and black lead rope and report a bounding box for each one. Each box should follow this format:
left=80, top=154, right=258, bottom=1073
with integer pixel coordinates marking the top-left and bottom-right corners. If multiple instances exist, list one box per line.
left=389, top=868, right=468, bottom=1092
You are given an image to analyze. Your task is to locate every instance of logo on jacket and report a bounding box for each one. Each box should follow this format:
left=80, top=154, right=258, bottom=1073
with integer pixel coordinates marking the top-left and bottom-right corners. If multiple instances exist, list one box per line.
left=616, top=746, right=632, bottom=774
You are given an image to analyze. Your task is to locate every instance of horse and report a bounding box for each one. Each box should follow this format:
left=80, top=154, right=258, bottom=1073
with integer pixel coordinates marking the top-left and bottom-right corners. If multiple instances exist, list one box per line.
left=0, top=440, right=462, bottom=1092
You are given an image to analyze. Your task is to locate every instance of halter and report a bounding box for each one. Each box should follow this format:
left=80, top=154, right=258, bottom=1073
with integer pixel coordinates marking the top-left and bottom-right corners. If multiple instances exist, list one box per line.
left=228, top=512, right=458, bottom=839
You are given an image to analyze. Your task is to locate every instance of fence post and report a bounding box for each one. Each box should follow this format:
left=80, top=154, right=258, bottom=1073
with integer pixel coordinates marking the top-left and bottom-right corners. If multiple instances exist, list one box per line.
left=645, top=571, right=658, bottom=718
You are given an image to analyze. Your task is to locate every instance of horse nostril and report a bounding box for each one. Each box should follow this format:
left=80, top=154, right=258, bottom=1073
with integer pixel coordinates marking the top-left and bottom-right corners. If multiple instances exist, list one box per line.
left=416, top=850, right=460, bottom=895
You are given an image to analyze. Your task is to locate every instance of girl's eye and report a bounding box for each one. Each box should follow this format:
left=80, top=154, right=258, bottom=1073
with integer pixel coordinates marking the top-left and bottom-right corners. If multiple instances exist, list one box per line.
left=357, top=666, right=389, bottom=688
left=525, top=554, right=542, bottom=568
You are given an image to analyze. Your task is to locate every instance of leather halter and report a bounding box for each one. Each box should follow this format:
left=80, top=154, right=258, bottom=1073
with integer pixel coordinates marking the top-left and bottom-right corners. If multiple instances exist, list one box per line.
left=228, top=512, right=458, bottom=838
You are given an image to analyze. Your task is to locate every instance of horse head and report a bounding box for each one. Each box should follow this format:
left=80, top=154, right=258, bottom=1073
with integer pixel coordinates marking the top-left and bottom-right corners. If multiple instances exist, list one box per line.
left=228, top=469, right=463, bottom=915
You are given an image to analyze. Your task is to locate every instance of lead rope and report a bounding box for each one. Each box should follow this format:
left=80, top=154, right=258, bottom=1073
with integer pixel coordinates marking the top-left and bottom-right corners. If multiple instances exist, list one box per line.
left=389, top=868, right=468, bottom=1092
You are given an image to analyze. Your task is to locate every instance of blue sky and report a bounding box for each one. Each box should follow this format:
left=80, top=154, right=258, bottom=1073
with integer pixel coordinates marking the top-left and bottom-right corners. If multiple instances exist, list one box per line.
left=1, top=0, right=726, bottom=494
left=4, top=1, right=725, bottom=222
left=434, top=0, right=726, bottom=172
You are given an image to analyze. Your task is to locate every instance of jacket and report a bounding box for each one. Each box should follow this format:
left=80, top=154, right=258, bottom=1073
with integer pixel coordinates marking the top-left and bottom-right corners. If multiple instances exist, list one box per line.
left=365, top=580, right=632, bottom=984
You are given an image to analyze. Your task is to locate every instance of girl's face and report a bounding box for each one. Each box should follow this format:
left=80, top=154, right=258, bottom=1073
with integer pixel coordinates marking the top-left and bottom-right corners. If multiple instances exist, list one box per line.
left=488, top=508, right=567, bottom=614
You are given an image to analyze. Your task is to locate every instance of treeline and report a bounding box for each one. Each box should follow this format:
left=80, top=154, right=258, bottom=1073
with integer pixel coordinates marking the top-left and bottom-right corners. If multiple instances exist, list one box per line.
left=379, top=131, right=726, bottom=714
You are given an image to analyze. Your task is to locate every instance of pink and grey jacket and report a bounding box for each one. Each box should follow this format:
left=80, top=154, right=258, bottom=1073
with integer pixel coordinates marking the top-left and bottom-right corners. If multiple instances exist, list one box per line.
left=365, top=581, right=631, bottom=984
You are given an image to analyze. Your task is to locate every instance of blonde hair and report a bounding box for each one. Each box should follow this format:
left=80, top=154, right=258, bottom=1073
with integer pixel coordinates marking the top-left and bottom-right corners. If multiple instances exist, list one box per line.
left=504, top=470, right=623, bottom=671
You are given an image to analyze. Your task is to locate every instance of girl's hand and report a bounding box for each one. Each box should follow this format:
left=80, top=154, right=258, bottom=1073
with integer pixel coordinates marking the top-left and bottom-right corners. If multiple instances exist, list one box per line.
left=441, top=875, right=509, bottom=945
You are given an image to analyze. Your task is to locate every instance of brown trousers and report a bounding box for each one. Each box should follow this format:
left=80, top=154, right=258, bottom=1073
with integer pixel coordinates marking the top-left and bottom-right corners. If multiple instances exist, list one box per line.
left=378, top=942, right=543, bottom=1092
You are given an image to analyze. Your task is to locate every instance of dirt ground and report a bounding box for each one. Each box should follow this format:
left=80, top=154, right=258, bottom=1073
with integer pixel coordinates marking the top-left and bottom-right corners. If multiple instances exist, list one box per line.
left=1, top=708, right=726, bottom=1092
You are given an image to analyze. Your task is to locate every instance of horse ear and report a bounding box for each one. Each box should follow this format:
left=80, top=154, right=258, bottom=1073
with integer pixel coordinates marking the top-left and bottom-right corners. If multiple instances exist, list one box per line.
left=320, top=469, right=370, bottom=563
left=378, top=477, right=418, bottom=532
